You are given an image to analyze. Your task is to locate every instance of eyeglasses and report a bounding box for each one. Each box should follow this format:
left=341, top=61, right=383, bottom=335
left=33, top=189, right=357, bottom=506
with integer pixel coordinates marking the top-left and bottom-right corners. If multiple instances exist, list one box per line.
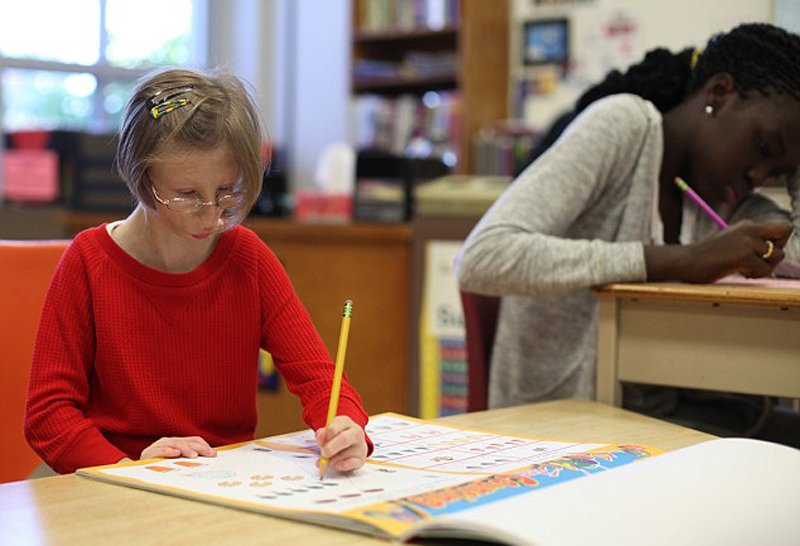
left=152, top=185, right=244, bottom=213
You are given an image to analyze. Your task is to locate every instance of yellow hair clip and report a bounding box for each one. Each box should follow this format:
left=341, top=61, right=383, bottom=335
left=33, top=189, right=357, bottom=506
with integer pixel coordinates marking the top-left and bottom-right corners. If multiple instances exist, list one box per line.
left=150, top=98, right=190, bottom=120
left=690, top=48, right=702, bottom=70
left=147, top=85, right=193, bottom=120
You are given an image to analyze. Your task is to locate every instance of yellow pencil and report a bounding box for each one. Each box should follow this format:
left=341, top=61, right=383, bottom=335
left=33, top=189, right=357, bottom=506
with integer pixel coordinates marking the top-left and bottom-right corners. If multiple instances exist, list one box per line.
left=318, top=299, right=353, bottom=480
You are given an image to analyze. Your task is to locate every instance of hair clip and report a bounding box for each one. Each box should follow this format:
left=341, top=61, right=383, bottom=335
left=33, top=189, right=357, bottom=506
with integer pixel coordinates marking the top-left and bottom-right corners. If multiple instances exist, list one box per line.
left=150, top=98, right=190, bottom=119
left=690, top=48, right=702, bottom=70
left=147, top=85, right=194, bottom=119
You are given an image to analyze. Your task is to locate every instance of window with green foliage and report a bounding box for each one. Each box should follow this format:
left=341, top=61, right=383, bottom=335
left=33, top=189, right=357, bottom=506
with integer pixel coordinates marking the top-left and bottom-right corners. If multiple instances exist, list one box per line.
left=0, top=0, right=206, bottom=133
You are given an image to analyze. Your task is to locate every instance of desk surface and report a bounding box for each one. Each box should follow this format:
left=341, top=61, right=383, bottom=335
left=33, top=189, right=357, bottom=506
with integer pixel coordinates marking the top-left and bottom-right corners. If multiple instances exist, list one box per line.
left=0, top=400, right=713, bottom=546
left=596, top=280, right=800, bottom=307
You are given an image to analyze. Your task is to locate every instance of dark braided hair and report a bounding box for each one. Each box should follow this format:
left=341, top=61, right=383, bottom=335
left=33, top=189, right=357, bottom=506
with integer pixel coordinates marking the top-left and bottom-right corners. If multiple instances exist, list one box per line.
left=575, top=47, right=695, bottom=114
left=691, top=23, right=800, bottom=100
left=520, top=23, right=800, bottom=172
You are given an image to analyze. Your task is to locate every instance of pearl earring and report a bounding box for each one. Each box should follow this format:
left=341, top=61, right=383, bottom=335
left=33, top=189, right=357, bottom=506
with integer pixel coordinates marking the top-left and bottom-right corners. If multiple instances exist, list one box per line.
left=704, top=105, right=714, bottom=115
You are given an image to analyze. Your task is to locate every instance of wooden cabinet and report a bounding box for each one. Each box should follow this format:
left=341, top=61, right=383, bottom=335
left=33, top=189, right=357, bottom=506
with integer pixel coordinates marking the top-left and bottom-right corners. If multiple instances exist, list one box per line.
left=59, top=212, right=413, bottom=437
left=246, top=219, right=413, bottom=437
left=351, top=0, right=510, bottom=174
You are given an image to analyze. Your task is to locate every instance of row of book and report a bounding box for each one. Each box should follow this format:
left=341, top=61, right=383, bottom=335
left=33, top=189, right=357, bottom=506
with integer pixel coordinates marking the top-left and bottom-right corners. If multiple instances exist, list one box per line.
left=353, top=51, right=458, bottom=80
left=472, top=120, right=542, bottom=176
left=351, top=91, right=462, bottom=166
left=2, top=130, right=132, bottom=210
left=356, top=0, right=460, bottom=32
left=351, top=94, right=543, bottom=177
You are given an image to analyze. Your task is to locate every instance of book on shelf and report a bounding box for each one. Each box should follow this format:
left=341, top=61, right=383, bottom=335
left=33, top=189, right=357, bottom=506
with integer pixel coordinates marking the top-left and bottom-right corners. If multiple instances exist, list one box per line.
left=352, top=92, right=462, bottom=165
left=2, top=148, right=59, bottom=203
left=402, top=50, right=458, bottom=78
left=61, top=131, right=132, bottom=211
left=353, top=51, right=457, bottom=81
left=76, top=413, right=800, bottom=545
left=3, top=129, right=132, bottom=210
left=356, top=0, right=460, bottom=32
left=473, top=120, right=542, bottom=176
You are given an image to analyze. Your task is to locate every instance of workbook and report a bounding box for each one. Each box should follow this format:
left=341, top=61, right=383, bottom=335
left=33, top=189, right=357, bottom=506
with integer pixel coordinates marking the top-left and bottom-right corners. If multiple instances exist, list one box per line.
left=77, top=413, right=800, bottom=546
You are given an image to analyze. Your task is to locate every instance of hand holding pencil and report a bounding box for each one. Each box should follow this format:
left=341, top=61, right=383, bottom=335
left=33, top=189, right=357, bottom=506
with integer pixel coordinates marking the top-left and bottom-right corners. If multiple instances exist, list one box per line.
left=316, top=300, right=367, bottom=480
left=644, top=177, right=792, bottom=282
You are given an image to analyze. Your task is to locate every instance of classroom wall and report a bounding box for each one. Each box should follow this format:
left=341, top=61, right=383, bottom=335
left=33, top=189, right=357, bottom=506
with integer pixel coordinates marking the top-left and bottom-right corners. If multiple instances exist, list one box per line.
left=776, top=0, right=800, bottom=32
left=513, top=0, right=778, bottom=130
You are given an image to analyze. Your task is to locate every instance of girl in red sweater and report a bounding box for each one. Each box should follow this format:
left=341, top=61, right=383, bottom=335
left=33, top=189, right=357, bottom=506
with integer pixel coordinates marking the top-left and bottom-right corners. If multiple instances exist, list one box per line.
left=24, top=68, right=371, bottom=474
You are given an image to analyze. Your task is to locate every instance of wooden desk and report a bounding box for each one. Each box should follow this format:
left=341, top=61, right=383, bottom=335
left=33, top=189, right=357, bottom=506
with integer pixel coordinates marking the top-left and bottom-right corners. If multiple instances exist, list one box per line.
left=595, top=282, right=800, bottom=406
left=0, top=400, right=712, bottom=545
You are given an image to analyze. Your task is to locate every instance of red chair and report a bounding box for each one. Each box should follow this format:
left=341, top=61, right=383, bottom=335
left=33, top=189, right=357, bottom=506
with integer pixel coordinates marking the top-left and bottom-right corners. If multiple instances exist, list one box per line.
left=0, top=239, right=69, bottom=482
left=460, top=291, right=501, bottom=412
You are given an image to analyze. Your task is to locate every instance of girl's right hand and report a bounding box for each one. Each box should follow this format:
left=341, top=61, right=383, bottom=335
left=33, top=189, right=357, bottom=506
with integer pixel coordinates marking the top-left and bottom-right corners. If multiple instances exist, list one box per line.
left=140, top=436, right=217, bottom=460
left=646, top=220, right=792, bottom=283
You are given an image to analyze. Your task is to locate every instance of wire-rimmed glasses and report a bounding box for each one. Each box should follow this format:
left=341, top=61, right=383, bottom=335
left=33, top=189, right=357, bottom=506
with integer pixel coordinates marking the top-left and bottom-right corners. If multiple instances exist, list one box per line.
left=152, top=186, right=244, bottom=213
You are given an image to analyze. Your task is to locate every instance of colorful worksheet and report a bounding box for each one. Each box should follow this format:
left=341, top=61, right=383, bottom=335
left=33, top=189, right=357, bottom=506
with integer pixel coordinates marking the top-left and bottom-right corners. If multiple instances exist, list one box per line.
left=77, top=413, right=659, bottom=541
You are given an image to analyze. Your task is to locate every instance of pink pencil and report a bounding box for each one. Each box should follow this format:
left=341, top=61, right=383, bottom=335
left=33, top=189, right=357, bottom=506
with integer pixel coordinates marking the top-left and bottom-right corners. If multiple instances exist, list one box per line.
left=674, top=177, right=729, bottom=229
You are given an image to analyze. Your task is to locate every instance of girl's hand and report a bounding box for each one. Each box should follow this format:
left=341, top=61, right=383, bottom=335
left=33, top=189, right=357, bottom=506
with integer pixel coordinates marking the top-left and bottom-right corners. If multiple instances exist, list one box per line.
left=646, top=220, right=792, bottom=283
left=140, top=436, right=217, bottom=460
left=315, top=415, right=368, bottom=473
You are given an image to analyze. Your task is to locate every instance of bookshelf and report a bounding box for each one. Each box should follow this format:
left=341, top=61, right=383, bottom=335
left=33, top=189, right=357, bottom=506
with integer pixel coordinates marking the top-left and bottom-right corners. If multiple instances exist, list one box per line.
left=351, top=0, right=510, bottom=174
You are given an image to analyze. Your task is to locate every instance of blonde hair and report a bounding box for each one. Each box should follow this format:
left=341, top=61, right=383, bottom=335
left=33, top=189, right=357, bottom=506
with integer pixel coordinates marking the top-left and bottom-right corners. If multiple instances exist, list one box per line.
left=116, top=68, right=266, bottom=225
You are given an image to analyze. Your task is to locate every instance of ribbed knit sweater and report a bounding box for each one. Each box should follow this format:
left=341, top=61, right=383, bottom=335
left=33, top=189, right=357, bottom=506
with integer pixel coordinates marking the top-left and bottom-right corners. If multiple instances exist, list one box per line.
left=25, top=224, right=370, bottom=474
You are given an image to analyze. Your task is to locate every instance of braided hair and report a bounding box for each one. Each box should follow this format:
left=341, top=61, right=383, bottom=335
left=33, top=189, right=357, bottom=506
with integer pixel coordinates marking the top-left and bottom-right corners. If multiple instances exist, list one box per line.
left=575, top=47, right=695, bottom=114
left=522, top=23, right=800, bottom=171
left=690, top=23, right=800, bottom=101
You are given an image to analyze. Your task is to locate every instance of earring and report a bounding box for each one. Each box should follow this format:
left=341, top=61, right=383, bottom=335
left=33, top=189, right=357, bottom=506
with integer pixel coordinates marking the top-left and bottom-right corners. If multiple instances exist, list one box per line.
left=704, top=105, right=714, bottom=116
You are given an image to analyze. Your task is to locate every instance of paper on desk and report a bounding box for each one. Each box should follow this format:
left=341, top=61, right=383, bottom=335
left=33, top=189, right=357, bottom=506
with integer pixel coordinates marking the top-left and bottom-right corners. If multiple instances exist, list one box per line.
left=77, top=413, right=658, bottom=539
left=715, top=274, right=800, bottom=288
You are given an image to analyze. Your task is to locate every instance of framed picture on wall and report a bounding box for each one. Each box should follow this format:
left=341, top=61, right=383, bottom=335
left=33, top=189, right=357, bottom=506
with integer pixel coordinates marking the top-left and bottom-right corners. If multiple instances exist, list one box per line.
left=522, top=18, right=569, bottom=66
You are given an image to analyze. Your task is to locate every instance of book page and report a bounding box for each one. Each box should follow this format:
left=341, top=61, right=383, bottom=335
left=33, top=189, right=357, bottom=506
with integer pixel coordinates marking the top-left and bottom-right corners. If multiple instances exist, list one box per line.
left=714, top=274, right=800, bottom=288
left=405, top=437, right=800, bottom=546
left=78, top=413, right=658, bottom=539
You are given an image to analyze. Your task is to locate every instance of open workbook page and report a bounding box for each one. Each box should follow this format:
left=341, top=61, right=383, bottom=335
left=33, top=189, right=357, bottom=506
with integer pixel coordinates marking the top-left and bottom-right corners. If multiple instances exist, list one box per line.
left=78, top=414, right=800, bottom=545
left=402, top=437, right=800, bottom=546
left=78, top=413, right=657, bottom=541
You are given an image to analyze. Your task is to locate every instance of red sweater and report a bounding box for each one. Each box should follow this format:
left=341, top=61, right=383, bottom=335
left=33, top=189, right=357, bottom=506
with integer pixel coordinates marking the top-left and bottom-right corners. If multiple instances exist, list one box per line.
left=25, top=225, right=370, bottom=474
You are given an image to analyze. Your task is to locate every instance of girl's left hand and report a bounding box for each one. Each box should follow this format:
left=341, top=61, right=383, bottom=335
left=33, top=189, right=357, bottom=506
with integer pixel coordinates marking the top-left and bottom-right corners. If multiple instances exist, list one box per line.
left=315, top=415, right=368, bottom=473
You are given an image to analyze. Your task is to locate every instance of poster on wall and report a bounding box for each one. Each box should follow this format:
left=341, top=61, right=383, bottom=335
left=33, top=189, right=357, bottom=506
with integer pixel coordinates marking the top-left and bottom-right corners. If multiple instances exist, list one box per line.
left=576, top=10, right=642, bottom=83
left=419, top=240, right=467, bottom=419
left=523, top=18, right=569, bottom=66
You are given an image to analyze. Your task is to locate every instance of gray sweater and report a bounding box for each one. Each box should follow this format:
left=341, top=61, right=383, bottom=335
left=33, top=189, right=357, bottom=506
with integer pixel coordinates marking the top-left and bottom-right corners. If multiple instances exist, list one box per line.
left=456, top=94, right=800, bottom=410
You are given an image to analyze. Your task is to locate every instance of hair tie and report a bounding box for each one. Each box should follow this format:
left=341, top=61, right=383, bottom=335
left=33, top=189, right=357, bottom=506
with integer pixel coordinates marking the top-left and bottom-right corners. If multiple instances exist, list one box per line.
left=690, top=48, right=702, bottom=70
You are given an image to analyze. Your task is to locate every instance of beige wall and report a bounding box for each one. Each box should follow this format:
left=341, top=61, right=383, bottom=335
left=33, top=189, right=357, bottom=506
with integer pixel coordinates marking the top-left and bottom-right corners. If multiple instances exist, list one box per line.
left=511, top=0, right=777, bottom=129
